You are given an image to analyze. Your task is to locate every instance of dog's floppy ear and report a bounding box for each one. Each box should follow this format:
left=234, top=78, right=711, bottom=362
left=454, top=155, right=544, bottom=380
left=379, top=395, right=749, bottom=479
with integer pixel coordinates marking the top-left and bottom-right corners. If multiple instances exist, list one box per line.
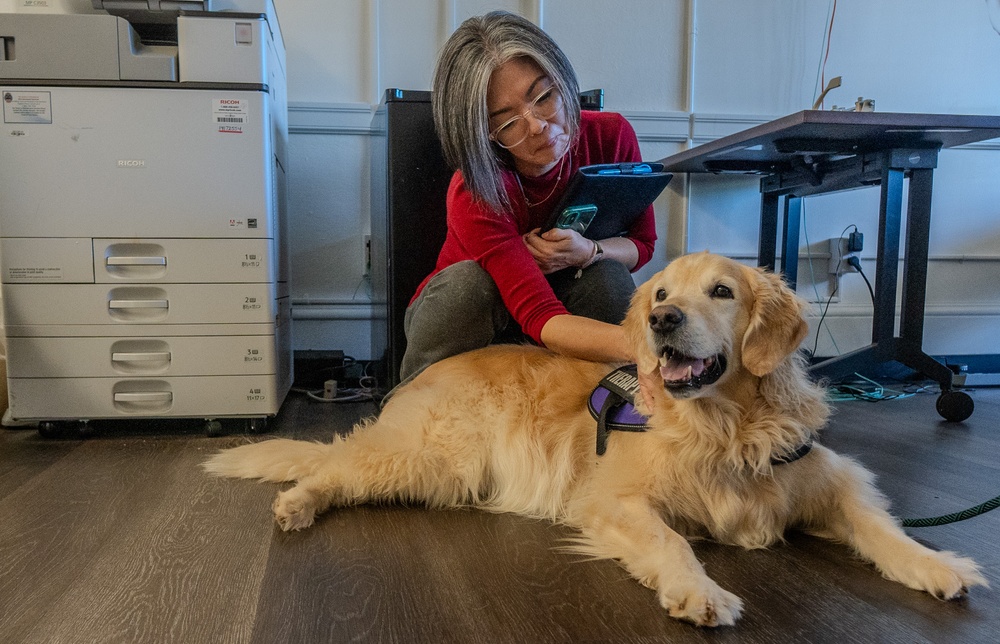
left=741, top=268, right=809, bottom=377
left=623, top=276, right=660, bottom=375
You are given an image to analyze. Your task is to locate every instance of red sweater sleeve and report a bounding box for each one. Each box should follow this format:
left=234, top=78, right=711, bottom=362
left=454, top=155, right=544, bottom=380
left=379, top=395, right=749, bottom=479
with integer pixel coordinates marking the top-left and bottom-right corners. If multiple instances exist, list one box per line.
left=432, top=175, right=569, bottom=343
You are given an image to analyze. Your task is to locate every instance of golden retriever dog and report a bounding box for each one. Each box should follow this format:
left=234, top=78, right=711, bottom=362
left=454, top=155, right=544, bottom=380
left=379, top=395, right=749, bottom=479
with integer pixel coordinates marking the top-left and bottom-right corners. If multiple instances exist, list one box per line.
left=204, top=251, right=985, bottom=627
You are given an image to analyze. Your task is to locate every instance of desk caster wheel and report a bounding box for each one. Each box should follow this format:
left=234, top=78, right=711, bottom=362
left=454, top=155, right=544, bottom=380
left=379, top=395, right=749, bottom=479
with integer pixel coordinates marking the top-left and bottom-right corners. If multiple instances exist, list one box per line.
left=205, top=420, right=224, bottom=437
left=936, top=390, right=974, bottom=422
left=246, top=418, right=267, bottom=434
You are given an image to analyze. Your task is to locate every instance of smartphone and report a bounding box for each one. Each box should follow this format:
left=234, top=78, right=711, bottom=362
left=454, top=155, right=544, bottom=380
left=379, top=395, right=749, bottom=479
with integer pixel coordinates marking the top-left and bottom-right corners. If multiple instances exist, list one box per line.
left=554, top=204, right=598, bottom=234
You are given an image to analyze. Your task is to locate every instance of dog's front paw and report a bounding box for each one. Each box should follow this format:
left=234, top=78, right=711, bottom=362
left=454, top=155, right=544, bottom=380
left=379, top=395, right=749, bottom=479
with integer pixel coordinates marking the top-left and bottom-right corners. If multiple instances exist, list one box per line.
left=659, top=576, right=743, bottom=627
left=272, top=490, right=318, bottom=532
left=888, top=550, right=988, bottom=600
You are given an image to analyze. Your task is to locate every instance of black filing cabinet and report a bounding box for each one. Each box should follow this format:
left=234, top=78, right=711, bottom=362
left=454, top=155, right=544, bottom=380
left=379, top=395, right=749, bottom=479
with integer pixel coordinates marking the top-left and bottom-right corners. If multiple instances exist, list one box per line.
left=369, top=89, right=452, bottom=391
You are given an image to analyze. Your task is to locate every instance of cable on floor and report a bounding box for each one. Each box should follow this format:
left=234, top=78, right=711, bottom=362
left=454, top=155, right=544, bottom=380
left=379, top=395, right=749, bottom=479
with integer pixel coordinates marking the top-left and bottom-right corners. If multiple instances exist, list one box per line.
left=903, top=495, right=1000, bottom=528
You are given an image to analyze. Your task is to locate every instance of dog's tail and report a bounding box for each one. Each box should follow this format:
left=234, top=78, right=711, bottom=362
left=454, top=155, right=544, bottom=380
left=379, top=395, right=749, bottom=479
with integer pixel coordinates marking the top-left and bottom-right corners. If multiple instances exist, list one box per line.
left=202, top=438, right=334, bottom=482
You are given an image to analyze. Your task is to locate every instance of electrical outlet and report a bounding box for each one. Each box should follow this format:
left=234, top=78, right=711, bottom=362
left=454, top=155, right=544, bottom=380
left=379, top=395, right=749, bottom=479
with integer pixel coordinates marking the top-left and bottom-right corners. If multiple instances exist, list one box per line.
left=828, top=237, right=860, bottom=274
left=363, top=234, right=371, bottom=275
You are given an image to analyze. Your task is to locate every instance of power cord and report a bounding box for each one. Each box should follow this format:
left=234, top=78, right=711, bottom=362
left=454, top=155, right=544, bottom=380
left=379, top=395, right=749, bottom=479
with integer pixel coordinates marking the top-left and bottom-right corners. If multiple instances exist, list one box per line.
left=303, top=385, right=373, bottom=403
left=812, top=0, right=839, bottom=110
left=809, top=281, right=839, bottom=360
left=292, top=355, right=377, bottom=404
left=809, top=224, right=859, bottom=359
left=827, top=372, right=918, bottom=403
left=801, top=202, right=841, bottom=356
left=845, top=255, right=875, bottom=305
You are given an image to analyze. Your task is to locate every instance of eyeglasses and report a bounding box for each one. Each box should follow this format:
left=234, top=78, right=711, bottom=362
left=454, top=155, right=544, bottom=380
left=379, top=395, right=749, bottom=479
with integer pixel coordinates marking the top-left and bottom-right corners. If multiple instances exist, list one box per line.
left=489, top=86, right=563, bottom=149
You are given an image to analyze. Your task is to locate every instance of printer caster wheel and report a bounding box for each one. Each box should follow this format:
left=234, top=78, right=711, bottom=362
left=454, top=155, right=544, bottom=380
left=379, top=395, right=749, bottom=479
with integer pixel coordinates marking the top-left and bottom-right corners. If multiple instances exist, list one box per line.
left=204, top=420, right=224, bottom=437
left=38, top=421, right=63, bottom=439
left=246, top=417, right=268, bottom=434
left=936, top=390, right=974, bottom=422
left=38, top=420, right=90, bottom=438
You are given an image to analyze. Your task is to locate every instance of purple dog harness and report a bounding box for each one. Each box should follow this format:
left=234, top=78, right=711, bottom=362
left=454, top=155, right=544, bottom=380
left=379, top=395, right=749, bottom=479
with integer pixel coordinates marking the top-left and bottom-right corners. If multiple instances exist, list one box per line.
left=589, top=366, right=813, bottom=463
left=588, top=365, right=649, bottom=456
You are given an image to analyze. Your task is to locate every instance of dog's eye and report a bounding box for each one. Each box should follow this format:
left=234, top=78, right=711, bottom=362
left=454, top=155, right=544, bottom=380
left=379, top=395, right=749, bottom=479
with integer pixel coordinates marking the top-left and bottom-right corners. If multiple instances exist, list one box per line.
left=712, top=284, right=734, bottom=299
left=655, top=288, right=667, bottom=302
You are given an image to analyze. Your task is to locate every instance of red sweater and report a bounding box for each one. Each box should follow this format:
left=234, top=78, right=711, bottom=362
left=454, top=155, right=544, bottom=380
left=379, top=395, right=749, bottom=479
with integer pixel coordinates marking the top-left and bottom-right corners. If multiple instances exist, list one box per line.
left=411, top=110, right=656, bottom=344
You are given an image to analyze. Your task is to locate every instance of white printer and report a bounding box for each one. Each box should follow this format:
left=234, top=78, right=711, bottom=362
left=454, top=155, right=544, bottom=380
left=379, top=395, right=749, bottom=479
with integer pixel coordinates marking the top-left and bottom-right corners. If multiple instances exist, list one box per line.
left=0, top=0, right=291, bottom=434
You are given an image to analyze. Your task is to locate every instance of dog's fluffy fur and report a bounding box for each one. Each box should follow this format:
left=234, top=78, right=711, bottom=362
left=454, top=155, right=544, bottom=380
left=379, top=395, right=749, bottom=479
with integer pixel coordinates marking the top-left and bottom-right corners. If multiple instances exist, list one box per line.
left=205, top=252, right=986, bottom=627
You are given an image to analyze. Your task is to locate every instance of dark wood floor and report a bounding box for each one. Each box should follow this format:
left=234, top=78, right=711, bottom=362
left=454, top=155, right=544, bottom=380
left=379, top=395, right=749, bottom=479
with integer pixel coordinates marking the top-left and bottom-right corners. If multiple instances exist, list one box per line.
left=1, top=383, right=998, bottom=643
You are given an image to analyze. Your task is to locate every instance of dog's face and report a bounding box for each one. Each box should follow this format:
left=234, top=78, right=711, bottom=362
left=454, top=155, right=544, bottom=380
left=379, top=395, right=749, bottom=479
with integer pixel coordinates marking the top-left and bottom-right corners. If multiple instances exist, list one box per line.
left=626, top=252, right=808, bottom=400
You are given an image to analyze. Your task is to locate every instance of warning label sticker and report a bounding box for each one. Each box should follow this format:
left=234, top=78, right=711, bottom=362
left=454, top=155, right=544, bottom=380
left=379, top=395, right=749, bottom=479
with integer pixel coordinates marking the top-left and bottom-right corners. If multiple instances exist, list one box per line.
left=8, top=266, right=62, bottom=281
left=214, top=98, right=248, bottom=134
left=3, top=91, right=53, bottom=124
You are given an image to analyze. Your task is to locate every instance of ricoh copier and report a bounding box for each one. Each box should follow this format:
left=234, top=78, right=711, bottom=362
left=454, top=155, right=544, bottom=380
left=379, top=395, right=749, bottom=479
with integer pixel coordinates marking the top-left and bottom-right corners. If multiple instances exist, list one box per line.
left=0, top=0, right=291, bottom=434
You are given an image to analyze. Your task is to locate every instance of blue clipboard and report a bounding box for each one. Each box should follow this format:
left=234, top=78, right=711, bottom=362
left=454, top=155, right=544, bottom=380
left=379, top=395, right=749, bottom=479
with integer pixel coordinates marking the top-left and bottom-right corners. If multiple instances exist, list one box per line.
left=540, top=162, right=672, bottom=239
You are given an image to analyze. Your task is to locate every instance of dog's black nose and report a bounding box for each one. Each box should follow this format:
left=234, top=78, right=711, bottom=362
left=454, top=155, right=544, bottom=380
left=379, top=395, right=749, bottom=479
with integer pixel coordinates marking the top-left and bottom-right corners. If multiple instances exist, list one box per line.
left=649, top=305, right=684, bottom=333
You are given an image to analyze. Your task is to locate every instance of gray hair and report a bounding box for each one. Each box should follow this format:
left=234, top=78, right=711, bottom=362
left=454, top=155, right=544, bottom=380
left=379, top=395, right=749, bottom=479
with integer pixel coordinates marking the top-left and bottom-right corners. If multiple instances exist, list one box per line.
left=432, top=11, right=581, bottom=213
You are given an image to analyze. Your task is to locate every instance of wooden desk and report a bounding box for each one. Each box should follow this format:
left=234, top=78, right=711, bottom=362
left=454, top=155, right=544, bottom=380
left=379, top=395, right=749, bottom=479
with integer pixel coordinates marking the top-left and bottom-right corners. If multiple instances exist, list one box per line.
left=659, top=110, right=1000, bottom=421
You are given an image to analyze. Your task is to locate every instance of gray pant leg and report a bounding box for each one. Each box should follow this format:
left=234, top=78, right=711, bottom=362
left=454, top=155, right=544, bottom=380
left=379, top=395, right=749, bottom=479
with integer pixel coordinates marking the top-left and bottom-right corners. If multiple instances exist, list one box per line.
left=547, top=260, right=636, bottom=325
left=397, top=259, right=633, bottom=388
left=399, top=261, right=510, bottom=382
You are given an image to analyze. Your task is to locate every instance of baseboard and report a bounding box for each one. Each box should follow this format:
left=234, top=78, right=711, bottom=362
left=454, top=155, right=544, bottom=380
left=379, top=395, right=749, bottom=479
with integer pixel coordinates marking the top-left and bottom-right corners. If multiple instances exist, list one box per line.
left=935, top=354, right=1000, bottom=374
left=939, top=354, right=1000, bottom=388
left=809, top=353, right=1000, bottom=387
left=961, top=372, right=1000, bottom=387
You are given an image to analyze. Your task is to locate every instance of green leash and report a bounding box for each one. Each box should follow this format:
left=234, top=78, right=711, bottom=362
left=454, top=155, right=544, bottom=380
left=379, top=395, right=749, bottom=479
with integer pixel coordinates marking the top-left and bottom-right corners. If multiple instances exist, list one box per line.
left=902, top=494, right=1000, bottom=528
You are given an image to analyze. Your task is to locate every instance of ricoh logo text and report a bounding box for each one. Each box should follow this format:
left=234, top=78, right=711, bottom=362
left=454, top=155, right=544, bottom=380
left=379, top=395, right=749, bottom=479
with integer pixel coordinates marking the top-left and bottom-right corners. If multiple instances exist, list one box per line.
left=117, top=159, right=146, bottom=168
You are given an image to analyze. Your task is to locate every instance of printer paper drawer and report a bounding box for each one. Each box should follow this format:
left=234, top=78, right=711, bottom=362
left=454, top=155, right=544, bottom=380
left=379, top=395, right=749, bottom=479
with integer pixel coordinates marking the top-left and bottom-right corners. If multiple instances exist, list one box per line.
left=94, top=238, right=276, bottom=283
left=6, top=375, right=284, bottom=420
left=6, top=335, right=279, bottom=378
left=2, top=283, right=278, bottom=326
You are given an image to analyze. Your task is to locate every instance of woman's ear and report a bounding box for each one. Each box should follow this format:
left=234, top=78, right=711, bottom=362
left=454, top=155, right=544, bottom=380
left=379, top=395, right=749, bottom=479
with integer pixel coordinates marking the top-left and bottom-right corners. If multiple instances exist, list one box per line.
left=741, top=269, right=808, bottom=377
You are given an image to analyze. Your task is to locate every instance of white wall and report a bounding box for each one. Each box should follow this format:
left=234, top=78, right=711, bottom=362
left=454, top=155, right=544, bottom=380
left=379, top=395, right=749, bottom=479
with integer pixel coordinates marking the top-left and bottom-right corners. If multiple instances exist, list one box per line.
left=275, top=0, right=1000, bottom=362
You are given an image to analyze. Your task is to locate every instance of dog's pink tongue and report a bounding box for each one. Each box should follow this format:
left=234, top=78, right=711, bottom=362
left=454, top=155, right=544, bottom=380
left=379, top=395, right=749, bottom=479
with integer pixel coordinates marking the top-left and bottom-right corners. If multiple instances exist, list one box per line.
left=661, top=357, right=707, bottom=382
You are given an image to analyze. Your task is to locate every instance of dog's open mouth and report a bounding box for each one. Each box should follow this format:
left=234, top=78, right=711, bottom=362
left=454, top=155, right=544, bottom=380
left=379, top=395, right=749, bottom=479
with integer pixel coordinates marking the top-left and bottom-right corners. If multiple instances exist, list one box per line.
left=659, top=346, right=727, bottom=390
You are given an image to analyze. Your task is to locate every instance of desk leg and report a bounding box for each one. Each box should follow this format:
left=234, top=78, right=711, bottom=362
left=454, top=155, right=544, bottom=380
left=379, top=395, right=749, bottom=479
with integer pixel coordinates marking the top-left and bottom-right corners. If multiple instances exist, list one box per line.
left=872, top=167, right=904, bottom=354
left=780, top=196, right=801, bottom=290
left=899, top=167, right=955, bottom=392
left=758, top=192, right=779, bottom=272
left=898, top=168, right=932, bottom=352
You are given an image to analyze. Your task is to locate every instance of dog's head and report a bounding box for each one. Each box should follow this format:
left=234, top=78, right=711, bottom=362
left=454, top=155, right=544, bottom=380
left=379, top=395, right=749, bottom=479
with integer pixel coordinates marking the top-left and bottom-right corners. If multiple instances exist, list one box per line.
left=625, top=252, right=809, bottom=401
